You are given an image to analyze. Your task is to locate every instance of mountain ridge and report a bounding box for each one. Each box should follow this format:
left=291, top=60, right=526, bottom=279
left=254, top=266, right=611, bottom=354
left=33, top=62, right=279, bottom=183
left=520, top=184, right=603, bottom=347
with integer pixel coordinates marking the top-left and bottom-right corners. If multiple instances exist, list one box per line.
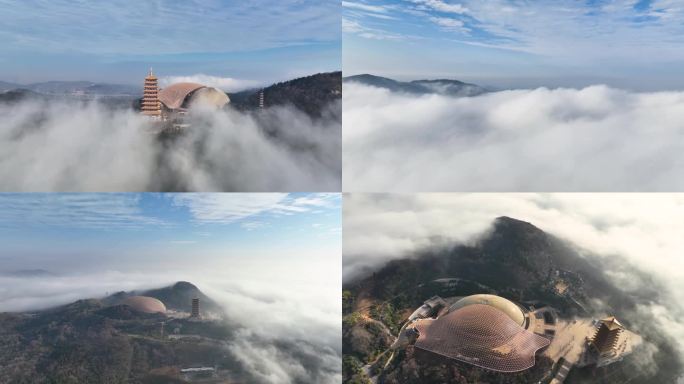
left=343, top=73, right=488, bottom=97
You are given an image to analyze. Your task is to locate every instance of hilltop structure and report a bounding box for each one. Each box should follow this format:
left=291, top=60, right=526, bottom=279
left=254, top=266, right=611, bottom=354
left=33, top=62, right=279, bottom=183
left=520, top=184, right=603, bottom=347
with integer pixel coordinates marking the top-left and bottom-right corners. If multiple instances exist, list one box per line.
left=390, top=293, right=641, bottom=382
left=141, top=69, right=162, bottom=119
left=122, top=296, right=167, bottom=314
left=588, top=317, right=628, bottom=367
left=139, top=70, right=229, bottom=124
left=158, top=82, right=229, bottom=114
left=191, top=298, right=201, bottom=318
left=406, top=294, right=549, bottom=373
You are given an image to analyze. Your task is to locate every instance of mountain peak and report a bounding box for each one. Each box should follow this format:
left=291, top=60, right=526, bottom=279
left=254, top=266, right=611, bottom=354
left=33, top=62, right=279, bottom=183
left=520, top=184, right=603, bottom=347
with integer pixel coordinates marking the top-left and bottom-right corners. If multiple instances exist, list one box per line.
left=492, top=216, right=544, bottom=235
left=172, top=281, right=198, bottom=291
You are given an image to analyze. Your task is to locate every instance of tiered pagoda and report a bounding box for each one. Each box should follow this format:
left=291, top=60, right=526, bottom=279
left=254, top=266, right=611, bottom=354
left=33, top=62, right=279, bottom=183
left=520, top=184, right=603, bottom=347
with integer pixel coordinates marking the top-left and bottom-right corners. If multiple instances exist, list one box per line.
left=141, top=68, right=162, bottom=118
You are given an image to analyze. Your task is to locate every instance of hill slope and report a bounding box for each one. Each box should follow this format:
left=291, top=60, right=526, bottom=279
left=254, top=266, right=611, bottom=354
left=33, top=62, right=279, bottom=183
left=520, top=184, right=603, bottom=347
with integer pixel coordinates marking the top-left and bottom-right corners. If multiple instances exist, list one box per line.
left=229, top=71, right=342, bottom=117
left=343, top=74, right=487, bottom=97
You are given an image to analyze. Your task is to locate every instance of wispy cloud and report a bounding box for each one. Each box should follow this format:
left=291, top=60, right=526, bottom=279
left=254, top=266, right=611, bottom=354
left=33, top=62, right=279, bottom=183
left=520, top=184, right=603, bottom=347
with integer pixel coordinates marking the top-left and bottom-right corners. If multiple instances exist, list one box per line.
left=241, top=221, right=268, bottom=231
left=342, top=1, right=393, bottom=14
left=0, top=0, right=341, bottom=55
left=0, top=193, right=163, bottom=229
left=429, top=16, right=469, bottom=32
left=410, top=0, right=469, bottom=14
left=343, top=18, right=409, bottom=40
left=171, top=193, right=338, bottom=225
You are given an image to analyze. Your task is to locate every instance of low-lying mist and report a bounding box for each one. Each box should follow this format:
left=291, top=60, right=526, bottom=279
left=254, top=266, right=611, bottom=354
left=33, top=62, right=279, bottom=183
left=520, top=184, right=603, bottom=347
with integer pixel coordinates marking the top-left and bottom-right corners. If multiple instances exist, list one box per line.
left=343, top=82, right=684, bottom=191
left=0, top=262, right=341, bottom=384
left=0, top=98, right=341, bottom=191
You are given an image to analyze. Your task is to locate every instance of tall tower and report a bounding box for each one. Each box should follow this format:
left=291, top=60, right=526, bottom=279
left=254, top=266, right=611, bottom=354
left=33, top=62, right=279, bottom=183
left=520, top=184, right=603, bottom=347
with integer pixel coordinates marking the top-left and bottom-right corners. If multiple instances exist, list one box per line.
left=589, top=316, right=623, bottom=355
left=191, top=298, right=200, bottom=318
left=259, top=89, right=265, bottom=109
left=141, top=68, right=162, bottom=118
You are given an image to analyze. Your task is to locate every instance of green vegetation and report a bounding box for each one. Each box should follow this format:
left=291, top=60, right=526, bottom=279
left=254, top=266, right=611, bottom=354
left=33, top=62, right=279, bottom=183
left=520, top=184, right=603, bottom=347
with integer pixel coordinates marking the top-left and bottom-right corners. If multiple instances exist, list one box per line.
left=369, top=302, right=403, bottom=335
left=229, top=72, right=341, bottom=118
left=342, top=290, right=354, bottom=315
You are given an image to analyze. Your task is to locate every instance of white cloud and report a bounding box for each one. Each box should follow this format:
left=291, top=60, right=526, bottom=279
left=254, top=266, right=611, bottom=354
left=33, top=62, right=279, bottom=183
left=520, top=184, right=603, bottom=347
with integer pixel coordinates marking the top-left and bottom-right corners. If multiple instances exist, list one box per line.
left=171, top=193, right=337, bottom=225
left=451, top=0, right=684, bottom=62
left=342, top=1, right=392, bottom=14
left=343, top=82, right=684, bottom=191
left=342, top=18, right=408, bottom=40
left=0, top=98, right=341, bottom=192
left=172, top=193, right=288, bottom=224
left=160, top=74, right=259, bottom=92
left=411, top=0, right=469, bottom=14
left=0, top=193, right=163, bottom=229
left=429, top=16, right=468, bottom=32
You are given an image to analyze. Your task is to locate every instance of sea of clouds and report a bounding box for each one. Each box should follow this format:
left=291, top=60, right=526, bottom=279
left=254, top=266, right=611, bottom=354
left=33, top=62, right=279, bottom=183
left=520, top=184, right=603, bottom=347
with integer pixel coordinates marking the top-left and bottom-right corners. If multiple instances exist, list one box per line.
left=0, top=99, right=340, bottom=191
left=343, top=193, right=684, bottom=380
left=0, top=258, right=341, bottom=384
left=343, top=82, right=684, bottom=191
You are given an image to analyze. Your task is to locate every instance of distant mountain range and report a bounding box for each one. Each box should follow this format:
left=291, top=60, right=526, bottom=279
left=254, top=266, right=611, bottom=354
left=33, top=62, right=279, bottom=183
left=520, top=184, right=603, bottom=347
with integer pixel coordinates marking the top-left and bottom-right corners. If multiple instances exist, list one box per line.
left=343, top=217, right=681, bottom=384
left=343, top=74, right=488, bottom=97
left=1, top=269, right=56, bottom=278
left=0, top=281, right=244, bottom=383
left=0, top=80, right=139, bottom=96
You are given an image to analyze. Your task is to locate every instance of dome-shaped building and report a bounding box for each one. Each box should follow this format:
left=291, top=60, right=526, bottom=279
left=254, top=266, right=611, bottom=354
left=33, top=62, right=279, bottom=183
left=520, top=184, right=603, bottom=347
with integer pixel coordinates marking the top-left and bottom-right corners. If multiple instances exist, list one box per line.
left=414, top=295, right=549, bottom=372
left=158, top=82, right=229, bottom=111
left=122, top=296, right=167, bottom=314
left=448, top=294, right=526, bottom=326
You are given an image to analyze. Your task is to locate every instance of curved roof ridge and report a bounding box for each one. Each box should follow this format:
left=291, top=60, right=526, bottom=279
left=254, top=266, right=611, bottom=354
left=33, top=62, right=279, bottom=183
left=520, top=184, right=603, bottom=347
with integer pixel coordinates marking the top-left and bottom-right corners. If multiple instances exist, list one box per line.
left=159, top=82, right=206, bottom=109
left=415, top=304, right=549, bottom=372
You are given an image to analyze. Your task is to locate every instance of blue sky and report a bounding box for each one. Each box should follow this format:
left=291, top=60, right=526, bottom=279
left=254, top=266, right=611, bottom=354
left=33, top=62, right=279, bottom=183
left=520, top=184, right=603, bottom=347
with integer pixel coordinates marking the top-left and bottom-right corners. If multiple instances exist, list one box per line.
left=343, top=0, right=684, bottom=90
left=0, top=193, right=341, bottom=274
left=0, top=0, right=341, bottom=85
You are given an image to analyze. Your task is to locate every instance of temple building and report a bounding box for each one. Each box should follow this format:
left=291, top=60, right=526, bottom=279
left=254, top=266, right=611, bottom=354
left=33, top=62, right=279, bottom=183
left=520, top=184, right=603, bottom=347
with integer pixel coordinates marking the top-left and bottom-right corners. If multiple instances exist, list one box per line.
left=139, top=69, right=230, bottom=123
left=121, top=296, right=167, bottom=314
left=588, top=316, right=626, bottom=367
left=141, top=69, right=162, bottom=119
left=191, top=298, right=201, bottom=318
left=406, top=294, right=550, bottom=373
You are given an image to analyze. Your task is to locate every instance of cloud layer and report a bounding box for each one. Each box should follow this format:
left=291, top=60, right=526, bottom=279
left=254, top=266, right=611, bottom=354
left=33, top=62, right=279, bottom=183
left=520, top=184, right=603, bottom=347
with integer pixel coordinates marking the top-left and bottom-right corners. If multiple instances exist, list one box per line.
left=0, top=99, right=340, bottom=191
left=343, top=82, right=684, bottom=191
